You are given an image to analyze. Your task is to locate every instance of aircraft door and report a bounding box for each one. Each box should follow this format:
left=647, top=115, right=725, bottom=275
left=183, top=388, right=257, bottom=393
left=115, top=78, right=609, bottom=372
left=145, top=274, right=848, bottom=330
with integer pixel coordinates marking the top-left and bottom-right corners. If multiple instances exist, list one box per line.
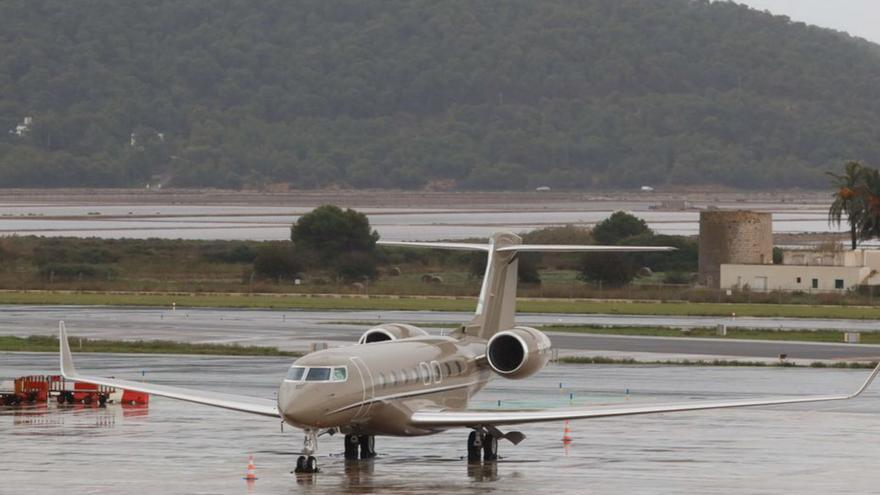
left=349, top=357, right=375, bottom=420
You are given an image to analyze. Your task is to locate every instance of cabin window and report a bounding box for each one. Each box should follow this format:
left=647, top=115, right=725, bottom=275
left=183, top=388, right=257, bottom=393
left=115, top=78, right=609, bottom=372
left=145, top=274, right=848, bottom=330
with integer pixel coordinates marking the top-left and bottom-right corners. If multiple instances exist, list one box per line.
left=443, top=362, right=452, bottom=377
left=399, top=370, right=408, bottom=385
left=419, top=362, right=431, bottom=385
left=286, top=366, right=307, bottom=381
left=332, top=367, right=347, bottom=382
left=377, top=372, right=385, bottom=388
left=455, top=361, right=464, bottom=374
left=408, top=368, right=418, bottom=384
left=306, top=367, right=331, bottom=381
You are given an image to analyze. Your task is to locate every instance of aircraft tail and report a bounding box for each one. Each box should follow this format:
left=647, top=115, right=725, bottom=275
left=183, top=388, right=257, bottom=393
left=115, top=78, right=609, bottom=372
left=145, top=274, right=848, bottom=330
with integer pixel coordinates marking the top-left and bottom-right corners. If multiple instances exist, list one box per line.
left=379, top=232, right=674, bottom=340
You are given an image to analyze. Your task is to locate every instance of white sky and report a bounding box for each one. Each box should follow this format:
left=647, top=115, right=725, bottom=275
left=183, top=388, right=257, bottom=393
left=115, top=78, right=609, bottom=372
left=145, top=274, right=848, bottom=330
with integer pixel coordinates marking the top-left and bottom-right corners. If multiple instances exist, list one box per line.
left=734, top=0, right=880, bottom=44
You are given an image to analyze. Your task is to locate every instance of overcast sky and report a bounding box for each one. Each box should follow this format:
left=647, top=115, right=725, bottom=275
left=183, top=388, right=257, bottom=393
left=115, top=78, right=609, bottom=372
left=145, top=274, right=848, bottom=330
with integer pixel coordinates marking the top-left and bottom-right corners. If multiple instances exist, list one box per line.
left=734, top=0, right=880, bottom=44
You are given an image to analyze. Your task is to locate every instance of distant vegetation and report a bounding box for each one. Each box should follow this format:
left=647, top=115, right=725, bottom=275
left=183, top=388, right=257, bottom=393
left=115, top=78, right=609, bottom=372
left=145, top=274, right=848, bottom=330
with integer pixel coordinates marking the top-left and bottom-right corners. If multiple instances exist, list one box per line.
left=0, top=206, right=697, bottom=295
left=0, top=335, right=301, bottom=356
left=1, top=0, right=879, bottom=189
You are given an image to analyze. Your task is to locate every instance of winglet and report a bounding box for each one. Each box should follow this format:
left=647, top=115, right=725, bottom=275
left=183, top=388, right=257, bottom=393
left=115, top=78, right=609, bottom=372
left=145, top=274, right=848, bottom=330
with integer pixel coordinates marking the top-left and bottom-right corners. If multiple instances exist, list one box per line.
left=848, top=361, right=880, bottom=399
left=59, top=321, right=78, bottom=379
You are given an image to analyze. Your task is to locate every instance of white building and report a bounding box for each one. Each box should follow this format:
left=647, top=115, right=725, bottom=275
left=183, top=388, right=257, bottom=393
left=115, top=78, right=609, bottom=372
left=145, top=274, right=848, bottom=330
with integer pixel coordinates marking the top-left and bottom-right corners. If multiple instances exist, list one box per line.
left=10, top=116, right=32, bottom=136
left=720, top=249, right=880, bottom=292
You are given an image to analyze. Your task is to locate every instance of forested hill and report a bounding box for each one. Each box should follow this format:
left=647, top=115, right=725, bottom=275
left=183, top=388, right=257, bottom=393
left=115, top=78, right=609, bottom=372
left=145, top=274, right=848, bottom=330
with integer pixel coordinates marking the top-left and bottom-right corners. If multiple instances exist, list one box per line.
left=2, top=0, right=880, bottom=190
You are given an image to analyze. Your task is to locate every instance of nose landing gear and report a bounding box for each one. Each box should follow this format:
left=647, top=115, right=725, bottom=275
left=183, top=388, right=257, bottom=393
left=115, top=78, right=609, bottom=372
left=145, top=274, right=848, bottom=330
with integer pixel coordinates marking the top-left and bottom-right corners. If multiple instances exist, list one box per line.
left=294, top=429, right=320, bottom=474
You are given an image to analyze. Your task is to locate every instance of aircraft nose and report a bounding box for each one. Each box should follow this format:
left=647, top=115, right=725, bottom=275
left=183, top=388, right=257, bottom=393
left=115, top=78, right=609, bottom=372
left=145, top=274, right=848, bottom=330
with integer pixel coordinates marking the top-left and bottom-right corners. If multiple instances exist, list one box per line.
left=279, top=383, right=322, bottom=427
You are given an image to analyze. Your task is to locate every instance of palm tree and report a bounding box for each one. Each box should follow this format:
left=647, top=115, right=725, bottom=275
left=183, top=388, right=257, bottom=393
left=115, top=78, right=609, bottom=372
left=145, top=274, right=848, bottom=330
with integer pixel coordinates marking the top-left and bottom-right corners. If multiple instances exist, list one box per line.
left=827, top=161, right=866, bottom=250
left=856, top=167, right=880, bottom=243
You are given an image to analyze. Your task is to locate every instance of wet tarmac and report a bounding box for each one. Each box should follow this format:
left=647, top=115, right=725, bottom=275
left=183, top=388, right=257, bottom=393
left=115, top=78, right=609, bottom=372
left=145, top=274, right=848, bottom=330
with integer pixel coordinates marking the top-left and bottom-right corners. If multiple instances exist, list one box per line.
left=2, top=353, right=880, bottom=494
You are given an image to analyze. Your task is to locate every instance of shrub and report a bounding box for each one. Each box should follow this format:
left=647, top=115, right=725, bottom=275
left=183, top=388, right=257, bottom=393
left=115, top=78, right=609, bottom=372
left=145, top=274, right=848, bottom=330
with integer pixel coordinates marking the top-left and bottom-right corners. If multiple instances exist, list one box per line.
left=335, top=251, right=378, bottom=282
left=39, top=263, right=117, bottom=280
left=200, top=242, right=257, bottom=263
left=579, top=253, right=639, bottom=286
left=253, top=245, right=303, bottom=280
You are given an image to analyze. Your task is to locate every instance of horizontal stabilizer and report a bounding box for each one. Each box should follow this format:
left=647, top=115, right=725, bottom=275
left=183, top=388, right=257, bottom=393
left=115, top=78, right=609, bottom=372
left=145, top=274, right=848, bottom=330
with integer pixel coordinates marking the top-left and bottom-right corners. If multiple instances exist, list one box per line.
left=377, top=241, right=491, bottom=251
left=378, top=240, right=675, bottom=253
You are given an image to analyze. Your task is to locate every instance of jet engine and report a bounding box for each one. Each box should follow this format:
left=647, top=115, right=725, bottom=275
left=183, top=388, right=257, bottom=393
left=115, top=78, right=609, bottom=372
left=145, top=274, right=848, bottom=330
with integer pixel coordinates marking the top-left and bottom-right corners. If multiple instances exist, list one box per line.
left=485, top=327, right=552, bottom=379
left=358, top=323, right=428, bottom=344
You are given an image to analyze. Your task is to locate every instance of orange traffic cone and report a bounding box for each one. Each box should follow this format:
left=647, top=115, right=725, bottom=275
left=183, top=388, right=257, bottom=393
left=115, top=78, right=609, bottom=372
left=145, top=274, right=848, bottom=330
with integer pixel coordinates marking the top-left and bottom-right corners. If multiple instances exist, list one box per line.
left=562, top=420, right=573, bottom=444
left=244, top=454, right=258, bottom=481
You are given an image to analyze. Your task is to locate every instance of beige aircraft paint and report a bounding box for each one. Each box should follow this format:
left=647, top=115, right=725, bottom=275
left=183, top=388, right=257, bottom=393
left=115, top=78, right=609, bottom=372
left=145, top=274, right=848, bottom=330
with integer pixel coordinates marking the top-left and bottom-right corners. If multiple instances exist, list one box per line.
left=59, top=231, right=880, bottom=473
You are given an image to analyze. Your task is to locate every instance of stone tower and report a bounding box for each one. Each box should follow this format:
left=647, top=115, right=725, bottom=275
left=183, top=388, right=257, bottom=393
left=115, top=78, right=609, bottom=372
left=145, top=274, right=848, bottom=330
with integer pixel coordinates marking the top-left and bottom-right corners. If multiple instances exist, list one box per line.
left=698, top=210, right=773, bottom=288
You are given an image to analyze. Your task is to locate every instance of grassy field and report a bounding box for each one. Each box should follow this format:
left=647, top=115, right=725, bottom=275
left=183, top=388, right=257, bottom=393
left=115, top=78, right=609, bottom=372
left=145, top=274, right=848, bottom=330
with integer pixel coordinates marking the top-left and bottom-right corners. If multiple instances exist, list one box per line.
left=544, top=325, right=880, bottom=344
left=0, top=335, right=302, bottom=357
left=4, top=290, right=880, bottom=319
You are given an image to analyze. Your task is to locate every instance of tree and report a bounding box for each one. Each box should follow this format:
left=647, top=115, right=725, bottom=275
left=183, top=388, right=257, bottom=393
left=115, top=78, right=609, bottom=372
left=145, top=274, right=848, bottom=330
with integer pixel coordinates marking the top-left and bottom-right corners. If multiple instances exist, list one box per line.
left=578, top=253, right=639, bottom=286
left=857, top=167, right=880, bottom=242
left=827, top=161, right=867, bottom=250
left=335, top=251, right=379, bottom=282
left=291, top=205, right=379, bottom=263
left=620, top=233, right=697, bottom=272
left=592, top=212, right=651, bottom=245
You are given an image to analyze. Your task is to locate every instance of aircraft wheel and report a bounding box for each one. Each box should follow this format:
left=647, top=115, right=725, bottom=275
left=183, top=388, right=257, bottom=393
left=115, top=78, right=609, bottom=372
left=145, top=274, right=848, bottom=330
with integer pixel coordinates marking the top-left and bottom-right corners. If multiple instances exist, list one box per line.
left=98, top=394, right=107, bottom=407
left=482, top=434, right=498, bottom=461
left=306, top=456, right=318, bottom=473
left=359, top=435, right=376, bottom=459
left=466, top=431, right=482, bottom=462
left=344, top=435, right=359, bottom=460
left=295, top=455, right=306, bottom=473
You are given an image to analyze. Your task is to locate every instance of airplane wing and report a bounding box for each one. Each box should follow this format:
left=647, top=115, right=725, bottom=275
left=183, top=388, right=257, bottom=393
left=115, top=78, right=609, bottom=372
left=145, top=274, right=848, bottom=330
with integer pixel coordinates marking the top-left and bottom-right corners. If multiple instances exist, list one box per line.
left=58, top=322, right=279, bottom=418
left=410, top=363, right=880, bottom=427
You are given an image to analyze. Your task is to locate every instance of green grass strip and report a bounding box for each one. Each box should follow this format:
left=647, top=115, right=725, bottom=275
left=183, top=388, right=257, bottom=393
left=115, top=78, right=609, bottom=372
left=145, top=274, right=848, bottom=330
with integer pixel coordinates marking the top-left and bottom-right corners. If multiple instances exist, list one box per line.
left=0, top=335, right=302, bottom=357
left=2, top=290, right=880, bottom=319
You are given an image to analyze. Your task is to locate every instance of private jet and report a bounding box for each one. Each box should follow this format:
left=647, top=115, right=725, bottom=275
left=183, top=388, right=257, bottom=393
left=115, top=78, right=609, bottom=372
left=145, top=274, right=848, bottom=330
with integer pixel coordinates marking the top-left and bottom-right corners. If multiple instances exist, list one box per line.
left=59, top=232, right=880, bottom=473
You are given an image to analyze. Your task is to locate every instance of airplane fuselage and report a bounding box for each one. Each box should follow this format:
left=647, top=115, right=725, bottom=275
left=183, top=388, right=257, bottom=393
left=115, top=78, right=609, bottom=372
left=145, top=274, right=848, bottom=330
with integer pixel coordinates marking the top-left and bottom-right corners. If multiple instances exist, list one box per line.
left=278, top=335, right=492, bottom=436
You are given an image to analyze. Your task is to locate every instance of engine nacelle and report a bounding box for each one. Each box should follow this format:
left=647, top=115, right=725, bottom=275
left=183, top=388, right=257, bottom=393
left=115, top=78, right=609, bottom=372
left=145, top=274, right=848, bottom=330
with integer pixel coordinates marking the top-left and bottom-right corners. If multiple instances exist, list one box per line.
left=358, top=323, right=428, bottom=344
left=486, top=326, right=552, bottom=379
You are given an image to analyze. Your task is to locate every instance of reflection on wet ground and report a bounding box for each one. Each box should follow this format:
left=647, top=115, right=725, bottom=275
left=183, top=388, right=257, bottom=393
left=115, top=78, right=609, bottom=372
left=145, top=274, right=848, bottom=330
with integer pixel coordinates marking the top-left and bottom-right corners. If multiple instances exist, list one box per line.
left=3, top=353, right=880, bottom=494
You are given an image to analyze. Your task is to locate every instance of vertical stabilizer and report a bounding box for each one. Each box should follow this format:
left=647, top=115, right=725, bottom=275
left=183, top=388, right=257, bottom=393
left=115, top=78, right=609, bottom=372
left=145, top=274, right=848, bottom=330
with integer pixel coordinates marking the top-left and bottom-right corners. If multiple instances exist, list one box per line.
left=468, top=232, right=521, bottom=339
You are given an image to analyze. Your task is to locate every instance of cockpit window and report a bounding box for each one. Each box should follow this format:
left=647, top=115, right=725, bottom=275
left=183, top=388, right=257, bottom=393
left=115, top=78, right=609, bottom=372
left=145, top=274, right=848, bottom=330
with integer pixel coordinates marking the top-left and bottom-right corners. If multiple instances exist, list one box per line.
left=288, top=365, right=348, bottom=382
left=306, top=367, right=331, bottom=381
left=286, top=366, right=306, bottom=381
left=332, top=367, right=347, bottom=381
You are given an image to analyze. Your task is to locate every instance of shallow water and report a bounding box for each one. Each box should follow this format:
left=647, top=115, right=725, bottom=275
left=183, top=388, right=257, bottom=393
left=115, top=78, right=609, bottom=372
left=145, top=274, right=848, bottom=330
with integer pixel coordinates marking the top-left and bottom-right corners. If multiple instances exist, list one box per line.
left=0, top=203, right=838, bottom=240
left=2, top=353, right=878, bottom=494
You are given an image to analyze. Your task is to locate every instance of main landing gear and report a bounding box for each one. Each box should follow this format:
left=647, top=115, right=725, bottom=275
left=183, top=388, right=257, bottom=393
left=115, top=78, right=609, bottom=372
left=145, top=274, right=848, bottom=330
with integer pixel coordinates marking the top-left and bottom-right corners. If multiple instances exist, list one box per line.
left=344, top=434, right=377, bottom=460
left=467, top=430, right=498, bottom=462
